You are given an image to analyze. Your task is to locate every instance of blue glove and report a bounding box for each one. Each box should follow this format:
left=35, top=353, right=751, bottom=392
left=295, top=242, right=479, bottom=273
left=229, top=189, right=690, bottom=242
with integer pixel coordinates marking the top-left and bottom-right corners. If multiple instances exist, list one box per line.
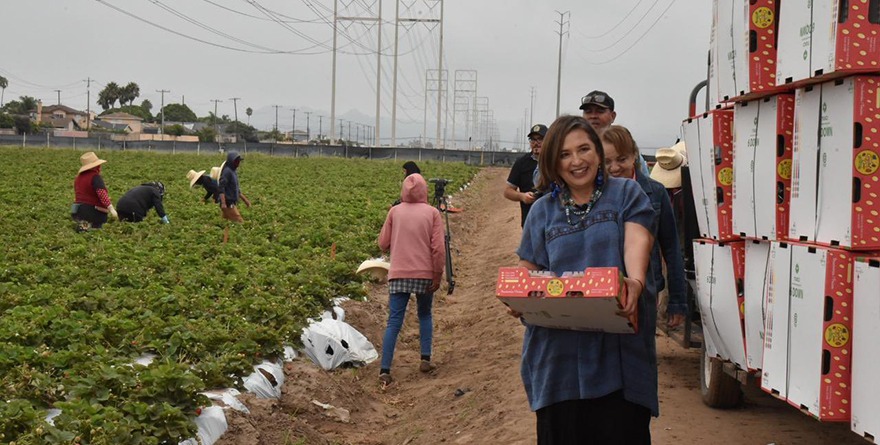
left=160, top=215, right=170, bottom=224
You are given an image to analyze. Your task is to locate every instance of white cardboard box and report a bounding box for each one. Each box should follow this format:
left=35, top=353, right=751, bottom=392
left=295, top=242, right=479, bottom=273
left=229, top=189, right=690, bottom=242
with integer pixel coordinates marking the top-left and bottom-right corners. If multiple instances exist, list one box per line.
left=786, top=244, right=855, bottom=421
left=815, top=76, right=880, bottom=250
left=777, top=0, right=880, bottom=86
left=733, top=94, right=795, bottom=240
left=761, top=241, right=792, bottom=400
left=789, top=85, right=823, bottom=242
left=683, top=109, right=737, bottom=241
left=744, top=240, right=771, bottom=371
left=714, top=0, right=748, bottom=102
left=852, top=257, right=880, bottom=439
left=693, top=239, right=747, bottom=370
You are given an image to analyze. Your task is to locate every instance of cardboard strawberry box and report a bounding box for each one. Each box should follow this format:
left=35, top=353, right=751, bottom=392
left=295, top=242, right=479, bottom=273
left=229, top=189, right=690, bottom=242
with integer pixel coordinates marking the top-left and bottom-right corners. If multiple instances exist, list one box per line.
left=682, top=108, right=737, bottom=241
left=744, top=240, right=771, bottom=371
left=761, top=241, right=792, bottom=400
left=785, top=244, right=857, bottom=421
left=693, top=239, right=747, bottom=370
left=713, top=0, right=782, bottom=102
left=851, top=256, right=880, bottom=439
left=733, top=93, right=794, bottom=240
left=495, top=267, right=637, bottom=334
left=777, top=0, right=880, bottom=86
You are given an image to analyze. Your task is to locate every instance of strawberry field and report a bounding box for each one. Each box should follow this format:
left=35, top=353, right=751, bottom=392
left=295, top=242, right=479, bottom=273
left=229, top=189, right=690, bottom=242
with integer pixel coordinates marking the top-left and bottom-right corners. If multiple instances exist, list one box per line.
left=0, top=146, right=477, bottom=444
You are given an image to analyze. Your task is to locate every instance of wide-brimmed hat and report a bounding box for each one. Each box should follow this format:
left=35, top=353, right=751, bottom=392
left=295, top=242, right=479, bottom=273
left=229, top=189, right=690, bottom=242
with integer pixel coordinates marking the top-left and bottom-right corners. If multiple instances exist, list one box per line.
left=209, top=166, right=221, bottom=181
left=78, top=151, right=107, bottom=174
left=650, top=141, right=687, bottom=189
left=356, top=258, right=391, bottom=283
left=187, top=169, right=206, bottom=188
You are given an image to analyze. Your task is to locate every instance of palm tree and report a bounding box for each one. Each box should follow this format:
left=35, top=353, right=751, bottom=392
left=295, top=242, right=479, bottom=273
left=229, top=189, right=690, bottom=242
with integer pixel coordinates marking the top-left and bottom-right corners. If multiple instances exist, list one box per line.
left=98, top=82, right=121, bottom=110
left=120, top=82, right=140, bottom=106
left=245, top=107, right=253, bottom=125
left=0, top=76, right=7, bottom=108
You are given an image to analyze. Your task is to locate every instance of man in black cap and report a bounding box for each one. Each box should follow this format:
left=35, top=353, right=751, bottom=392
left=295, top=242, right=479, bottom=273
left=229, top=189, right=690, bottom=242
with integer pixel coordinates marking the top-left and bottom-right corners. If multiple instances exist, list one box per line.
left=579, top=90, right=649, bottom=176
left=504, top=123, right=547, bottom=227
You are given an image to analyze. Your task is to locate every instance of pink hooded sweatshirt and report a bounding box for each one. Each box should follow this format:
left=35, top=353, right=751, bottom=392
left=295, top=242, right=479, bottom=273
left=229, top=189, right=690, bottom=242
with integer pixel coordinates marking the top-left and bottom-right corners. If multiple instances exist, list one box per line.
left=378, top=173, right=446, bottom=284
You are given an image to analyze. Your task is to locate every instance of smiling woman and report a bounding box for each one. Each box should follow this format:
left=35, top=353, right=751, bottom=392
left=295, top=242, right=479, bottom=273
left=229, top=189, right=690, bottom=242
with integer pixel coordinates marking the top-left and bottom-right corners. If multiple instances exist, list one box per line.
left=510, top=115, right=659, bottom=444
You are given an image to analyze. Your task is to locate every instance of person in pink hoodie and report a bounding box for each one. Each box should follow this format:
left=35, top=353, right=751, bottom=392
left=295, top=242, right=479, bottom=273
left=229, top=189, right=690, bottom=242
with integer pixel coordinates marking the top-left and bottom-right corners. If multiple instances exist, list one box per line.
left=377, top=173, right=446, bottom=385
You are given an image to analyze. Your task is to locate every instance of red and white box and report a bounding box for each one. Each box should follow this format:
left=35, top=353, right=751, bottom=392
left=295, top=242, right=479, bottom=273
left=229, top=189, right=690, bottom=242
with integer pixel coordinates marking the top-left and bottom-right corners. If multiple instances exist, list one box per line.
left=815, top=76, right=880, bottom=250
left=777, top=0, right=880, bottom=86
left=682, top=108, right=737, bottom=241
left=712, top=0, right=781, bottom=102
left=693, top=239, right=747, bottom=370
left=786, top=244, right=856, bottom=421
left=852, top=256, right=880, bottom=439
left=744, top=240, right=772, bottom=371
left=733, top=93, right=795, bottom=240
left=495, top=267, right=637, bottom=334
left=761, top=241, right=793, bottom=400
left=790, top=76, right=880, bottom=249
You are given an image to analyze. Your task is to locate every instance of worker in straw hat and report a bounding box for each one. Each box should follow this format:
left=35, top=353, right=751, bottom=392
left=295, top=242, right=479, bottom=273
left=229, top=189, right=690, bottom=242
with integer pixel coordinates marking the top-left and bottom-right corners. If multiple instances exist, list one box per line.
left=72, top=151, right=117, bottom=231
left=187, top=167, right=221, bottom=203
left=649, top=140, right=688, bottom=327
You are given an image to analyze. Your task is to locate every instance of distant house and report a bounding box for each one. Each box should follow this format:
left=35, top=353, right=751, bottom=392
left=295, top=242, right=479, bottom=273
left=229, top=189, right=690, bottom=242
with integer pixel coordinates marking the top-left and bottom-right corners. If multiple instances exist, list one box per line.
left=97, top=112, right=144, bottom=133
left=37, top=103, right=91, bottom=131
left=91, top=120, right=132, bottom=133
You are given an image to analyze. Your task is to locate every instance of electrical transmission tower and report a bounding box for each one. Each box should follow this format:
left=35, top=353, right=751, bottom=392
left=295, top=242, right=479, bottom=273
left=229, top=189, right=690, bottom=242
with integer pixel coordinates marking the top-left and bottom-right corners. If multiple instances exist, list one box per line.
left=452, top=70, right=477, bottom=150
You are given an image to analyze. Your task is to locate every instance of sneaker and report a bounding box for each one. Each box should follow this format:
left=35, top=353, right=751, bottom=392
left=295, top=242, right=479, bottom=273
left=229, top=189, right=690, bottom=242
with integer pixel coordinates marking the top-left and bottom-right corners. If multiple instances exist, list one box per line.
left=379, top=373, right=393, bottom=385
left=419, top=360, right=436, bottom=373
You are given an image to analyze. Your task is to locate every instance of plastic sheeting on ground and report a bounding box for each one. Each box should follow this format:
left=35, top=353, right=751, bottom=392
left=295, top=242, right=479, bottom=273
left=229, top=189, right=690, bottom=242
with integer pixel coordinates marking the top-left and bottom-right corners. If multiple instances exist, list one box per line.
left=242, top=361, right=285, bottom=399
left=300, top=318, right=378, bottom=370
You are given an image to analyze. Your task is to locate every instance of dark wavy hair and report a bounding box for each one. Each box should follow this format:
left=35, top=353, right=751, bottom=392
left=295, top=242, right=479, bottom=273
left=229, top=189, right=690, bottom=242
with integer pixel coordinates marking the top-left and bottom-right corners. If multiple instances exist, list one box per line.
left=536, top=115, right=606, bottom=193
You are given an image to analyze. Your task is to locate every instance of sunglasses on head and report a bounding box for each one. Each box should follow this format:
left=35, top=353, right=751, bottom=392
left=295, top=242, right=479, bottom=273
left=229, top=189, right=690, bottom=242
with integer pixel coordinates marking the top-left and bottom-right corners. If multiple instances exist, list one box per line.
left=581, top=93, right=606, bottom=105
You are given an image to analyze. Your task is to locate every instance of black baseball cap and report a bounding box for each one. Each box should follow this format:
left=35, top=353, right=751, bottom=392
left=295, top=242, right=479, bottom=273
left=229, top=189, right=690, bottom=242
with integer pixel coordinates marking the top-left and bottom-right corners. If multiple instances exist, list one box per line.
left=579, top=90, right=615, bottom=111
left=527, top=124, right=548, bottom=138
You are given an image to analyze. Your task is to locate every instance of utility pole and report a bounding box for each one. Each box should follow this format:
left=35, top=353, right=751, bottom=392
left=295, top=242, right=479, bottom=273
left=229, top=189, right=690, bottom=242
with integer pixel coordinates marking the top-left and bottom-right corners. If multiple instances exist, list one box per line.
left=85, top=78, right=92, bottom=130
left=290, top=108, right=297, bottom=142
left=156, top=89, right=170, bottom=135
left=436, top=0, right=444, bottom=148
left=304, top=111, right=312, bottom=141
left=554, top=10, right=570, bottom=117
left=338, top=119, right=345, bottom=142
left=530, top=86, right=536, bottom=126
left=54, top=90, right=61, bottom=105
left=272, top=105, right=281, bottom=132
left=318, top=115, right=323, bottom=141
left=229, top=97, right=241, bottom=143
left=211, top=99, right=223, bottom=142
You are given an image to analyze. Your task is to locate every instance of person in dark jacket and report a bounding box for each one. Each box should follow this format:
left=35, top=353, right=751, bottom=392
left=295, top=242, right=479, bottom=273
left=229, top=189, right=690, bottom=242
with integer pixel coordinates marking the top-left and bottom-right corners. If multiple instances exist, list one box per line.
left=504, top=124, right=546, bottom=226
left=116, top=182, right=169, bottom=223
left=187, top=168, right=220, bottom=203
left=392, top=161, right=422, bottom=207
left=601, top=125, right=687, bottom=329
left=218, top=151, right=251, bottom=223
left=72, top=151, right=117, bottom=231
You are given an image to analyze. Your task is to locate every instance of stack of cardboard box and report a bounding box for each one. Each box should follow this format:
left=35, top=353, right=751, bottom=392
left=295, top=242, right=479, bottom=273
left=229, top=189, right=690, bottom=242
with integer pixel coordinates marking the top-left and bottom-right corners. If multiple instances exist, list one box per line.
left=689, top=1, right=880, bottom=431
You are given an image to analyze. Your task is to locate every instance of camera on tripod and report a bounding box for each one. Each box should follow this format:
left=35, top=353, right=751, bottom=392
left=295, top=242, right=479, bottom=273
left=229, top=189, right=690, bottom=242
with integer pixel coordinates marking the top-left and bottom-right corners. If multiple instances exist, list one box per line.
left=429, top=178, right=452, bottom=200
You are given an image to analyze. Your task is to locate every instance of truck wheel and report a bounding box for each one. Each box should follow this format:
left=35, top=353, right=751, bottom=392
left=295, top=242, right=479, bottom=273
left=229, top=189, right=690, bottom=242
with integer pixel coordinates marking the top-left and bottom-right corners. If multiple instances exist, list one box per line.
left=700, top=344, right=743, bottom=408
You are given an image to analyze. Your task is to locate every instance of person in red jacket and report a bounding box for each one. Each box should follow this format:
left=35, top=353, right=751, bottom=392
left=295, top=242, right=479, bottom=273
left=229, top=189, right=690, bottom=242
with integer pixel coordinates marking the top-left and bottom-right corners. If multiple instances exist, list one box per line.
left=72, top=152, right=117, bottom=231
left=377, top=173, right=446, bottom=385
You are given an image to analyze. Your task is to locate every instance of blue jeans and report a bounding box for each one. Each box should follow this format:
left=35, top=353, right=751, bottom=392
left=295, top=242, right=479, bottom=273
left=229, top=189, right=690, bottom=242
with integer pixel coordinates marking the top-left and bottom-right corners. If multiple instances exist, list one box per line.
left=380, top=292, right=434, bottom=371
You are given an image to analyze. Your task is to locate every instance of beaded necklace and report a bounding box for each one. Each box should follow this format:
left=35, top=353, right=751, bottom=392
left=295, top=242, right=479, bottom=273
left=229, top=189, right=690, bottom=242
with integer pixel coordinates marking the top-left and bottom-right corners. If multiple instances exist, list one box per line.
left=561, top=187, right=603, bottom=226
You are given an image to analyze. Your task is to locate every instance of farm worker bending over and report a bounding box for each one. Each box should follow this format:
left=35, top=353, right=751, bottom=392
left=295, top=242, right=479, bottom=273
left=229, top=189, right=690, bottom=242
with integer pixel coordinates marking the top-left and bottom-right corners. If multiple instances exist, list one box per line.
left=510, top=115, right=657, bottom=443
left=116, top=182, right=169, bottom=224
left=187, top=167, right=220, bottom=203
left=72, top=151, right=117, bottom=231
left=377, top=173, right=446, bottom=386
left=218, top=151, right=251, bottom=223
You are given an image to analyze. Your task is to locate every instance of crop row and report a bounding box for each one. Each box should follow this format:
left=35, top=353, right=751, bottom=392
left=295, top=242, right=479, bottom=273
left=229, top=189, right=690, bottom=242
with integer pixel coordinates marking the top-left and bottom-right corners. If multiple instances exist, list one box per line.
left=0, top=147, right=477, bottom=444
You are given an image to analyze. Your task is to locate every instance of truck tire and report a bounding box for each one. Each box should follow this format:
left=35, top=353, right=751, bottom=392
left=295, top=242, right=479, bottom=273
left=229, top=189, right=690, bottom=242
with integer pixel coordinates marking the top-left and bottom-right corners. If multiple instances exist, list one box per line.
left=700, top=344, right=743, bottom=408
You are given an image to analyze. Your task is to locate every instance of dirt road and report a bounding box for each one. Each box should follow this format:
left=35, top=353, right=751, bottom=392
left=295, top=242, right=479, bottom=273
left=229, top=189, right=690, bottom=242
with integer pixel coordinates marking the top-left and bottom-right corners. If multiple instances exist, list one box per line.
left=218, top=167, right=865, bottom=445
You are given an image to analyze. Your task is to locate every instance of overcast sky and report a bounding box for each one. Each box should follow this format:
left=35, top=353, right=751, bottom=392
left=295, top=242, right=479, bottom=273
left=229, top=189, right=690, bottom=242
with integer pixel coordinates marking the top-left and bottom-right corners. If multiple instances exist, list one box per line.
left=2, top=0, right=711, bottom=151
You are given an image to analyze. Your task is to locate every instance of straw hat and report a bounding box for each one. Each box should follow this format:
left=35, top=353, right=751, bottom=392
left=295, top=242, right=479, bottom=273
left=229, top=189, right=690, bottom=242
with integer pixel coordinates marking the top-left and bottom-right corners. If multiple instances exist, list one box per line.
left=210, top=166, right=222, bottom=181
left=650, top=141, right=687, bottom=189
left=78, top=151, right=107, bottom=174
left=186, top=169, right=206, bottom=188
left=356, top=258, right=391, bottom=283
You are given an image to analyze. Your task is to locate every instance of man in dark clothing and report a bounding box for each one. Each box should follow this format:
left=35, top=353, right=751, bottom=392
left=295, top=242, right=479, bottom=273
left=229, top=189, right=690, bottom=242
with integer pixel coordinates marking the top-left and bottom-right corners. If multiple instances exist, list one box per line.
left=116, top=182, right=169, bottom=223
left=504, top=124, right=546, bottom=227
left=218, top=151, right=251, bottom=223
left=187, top=168, right=220, bottom=203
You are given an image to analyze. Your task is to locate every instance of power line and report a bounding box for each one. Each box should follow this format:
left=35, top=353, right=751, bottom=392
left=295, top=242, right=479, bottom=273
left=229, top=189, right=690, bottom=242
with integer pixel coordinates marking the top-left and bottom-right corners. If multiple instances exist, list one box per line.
left=586, top=0, right=679, bottom=65
left=580, top=0, right=666, bottom=53
left=575, top=0, right=648, bottom=39
left=200, top=0, right=325, bottom=23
